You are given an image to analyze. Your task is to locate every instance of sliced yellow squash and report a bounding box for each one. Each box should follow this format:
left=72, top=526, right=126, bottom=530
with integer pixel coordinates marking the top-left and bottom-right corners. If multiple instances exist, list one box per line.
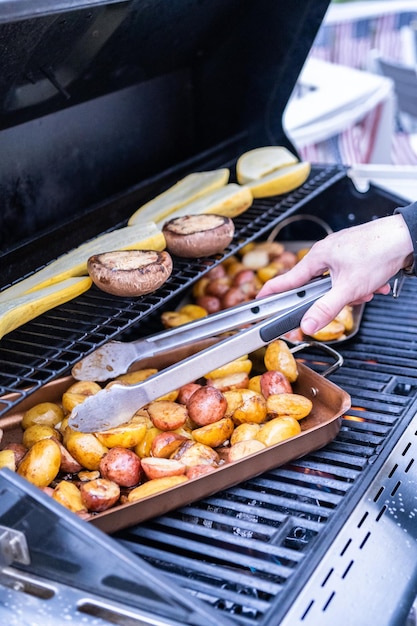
left=236, top=146, right=299, bottom=184
left=243, top=162, right=311, bottom=198
left=128, top=168, right=230, bottom=226
left=0, top=277, right=92, bottom=340
left=155, top=184, right=253, bottom=228
left=0, top=222, right=165, bottom=303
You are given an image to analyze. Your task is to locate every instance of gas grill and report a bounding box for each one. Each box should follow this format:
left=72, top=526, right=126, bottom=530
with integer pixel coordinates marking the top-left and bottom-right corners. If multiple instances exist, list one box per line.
left=1, top=1, right=417, bottom=625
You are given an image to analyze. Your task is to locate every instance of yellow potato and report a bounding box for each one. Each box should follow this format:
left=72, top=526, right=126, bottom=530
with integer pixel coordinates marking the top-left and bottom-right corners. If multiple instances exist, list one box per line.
left=95, top=421, right=147, bottom=449
left=255, top=416, right=301, bottom=447
left=264, top=339, right=298, bottom=382
left=230, top=422, right=261, bottom=445
left=65, top=431, right=108, bottom=470
left=53, top=480, right=86, bottom=513
left=311, top=320, right=345, bottom=342
left=147, top=400, right=188, bottom=431
left=161, top=311, right=193, bottom=328
left=204, top=356, right=252, bottom=379
left=228, top=439, right=266, bottom=462
left=223, top=388, right=267, bottom=425
left=21, top=402, right=64, bottom=430
left=248, top=375, right=262, bottom=394
left=62, top=380, right=102, bottom=414
left=266, top=393, right=313, bottom=420
left=171, top=441, right=219, bottom=467
left=17, top=439, right=62, bottom=488
left=127, top=475, right=189, bottom=502
left=134, top=426, right=162, bottom=458
left=116, top=369, right=158, bottom=384
left=22, top=424, right=61, bottom=449
left=178, top=304, right=208, bottom=319
left=0, top=449, right=16, bottom=471
left=192, top=417, right=235, bottom=448
left=335, top=305, right=354, bottom=333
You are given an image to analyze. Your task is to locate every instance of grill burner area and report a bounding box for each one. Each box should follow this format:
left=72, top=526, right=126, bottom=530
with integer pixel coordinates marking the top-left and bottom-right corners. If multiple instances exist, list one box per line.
left=111, top=277, right=417, bottom=625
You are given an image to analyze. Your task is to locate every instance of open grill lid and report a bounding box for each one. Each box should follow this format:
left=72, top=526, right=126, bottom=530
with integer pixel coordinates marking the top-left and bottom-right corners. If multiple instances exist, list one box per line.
left=0, top=0, right=330, bottom=255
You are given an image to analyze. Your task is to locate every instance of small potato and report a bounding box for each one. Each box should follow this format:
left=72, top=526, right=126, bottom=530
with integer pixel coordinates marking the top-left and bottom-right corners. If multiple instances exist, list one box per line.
left=17, top=439, right=62, bottom=488
left=141, top=457, right=186, bottom=480
left=228, top=439, right=266, bottom=462
left=311, top=319, right=345, bottom=342
left=22, top=424, right=61, bottom=449
left=62, top=380, right=102, bottom=414
left=204, top=356, right=252, bottom=380
left=260, top=370, right=292, bottom=398
left=0, top=449, right=16, bottom=471
left=161, top=311, right=193, bottom=328
left=116, top=369, right=158, bottom=384
left=147, top=400, right=188, bottom=431
left=248, top=375, right=262, bottom=394
left=3, top=443, right=28, bottom=467
left=21, top=402, right=64, bottom=430
left=80, top=478, right=120, bottom=512
left=241, top=248, right=270, bottom=269
left=221, top=287, right=247, bottom=309
left=195, top=295, right=221, bottom=314
left=187, top=386, right=227, bottom=426
left=206, top=371, right=249, bottom=392
left=255, top=416, right=301, bottom=446
left=257, top=264, right=279, bottom=284
left=171, top=441, right=219, bottom=467
left=151, top=431, right=189, bottom=458
left=127, top=475, right=188, bottom=502
left=205, top=277, right=231, bottom=298
left=264, top=340, right=298, bottom=382
left=335, top=305, right=354, bottom=333
left=223, top=389, right=267, bottom=425
left=94, top=421, right=147, bottom=449
left=134, top=426, right=162, bottom=458
left=99, top=447, right=142, bottom=487
left=178, top=304, right=208, bottom=320
left=55, top=440, right=83, bottom=474
left=65, top=431, right=109, bottom=471
left=266, top=393, right=313, bottom=420
left=52, top=480, right=86, bottom=514
left=177, top=382, right=202, bottom=405
left=230, top=422, right=261, bottom=445
left=192, top=417, right=234, bottom=448
left=192, top=276, right=210, bottom=298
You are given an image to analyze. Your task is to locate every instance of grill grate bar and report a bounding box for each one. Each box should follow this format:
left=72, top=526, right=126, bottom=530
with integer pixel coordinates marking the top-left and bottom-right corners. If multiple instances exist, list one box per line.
left=0, top=164, right=344, bottom=415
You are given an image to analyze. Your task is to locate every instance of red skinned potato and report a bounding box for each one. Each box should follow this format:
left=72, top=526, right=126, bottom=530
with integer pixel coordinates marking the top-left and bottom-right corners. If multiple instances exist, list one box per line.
left=177, top=382, right=202, bottom=405
left=260, top=370, right=292, bottom=398
left=186, top=386, right=227, bottom=426
left=99, top=447, right=142, bottom=487
left=87, top=250, right=173, bottom=297
left=141, top=457, right=186, bottom=480
left=147, top=400, right=188, bottom=431
left=80, top=478, right=120, bottom=512
left=151, top=431, right=189, bottom=458
left=162, top=214, right=235, bottom=258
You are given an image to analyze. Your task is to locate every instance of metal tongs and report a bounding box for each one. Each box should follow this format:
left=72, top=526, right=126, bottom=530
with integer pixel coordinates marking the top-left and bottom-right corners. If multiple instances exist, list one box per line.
left=68, top=276, right=331, bottom=432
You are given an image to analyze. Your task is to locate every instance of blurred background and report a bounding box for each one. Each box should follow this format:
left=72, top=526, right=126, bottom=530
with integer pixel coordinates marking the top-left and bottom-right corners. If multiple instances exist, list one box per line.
left=283, top=0, right=417, bottom=200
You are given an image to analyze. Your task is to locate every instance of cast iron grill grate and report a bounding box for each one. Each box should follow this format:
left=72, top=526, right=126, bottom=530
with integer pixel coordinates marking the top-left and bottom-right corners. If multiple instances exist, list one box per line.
left=0, top=164, right=344, bottom=416
left=112, top=277, right=417, bottom=625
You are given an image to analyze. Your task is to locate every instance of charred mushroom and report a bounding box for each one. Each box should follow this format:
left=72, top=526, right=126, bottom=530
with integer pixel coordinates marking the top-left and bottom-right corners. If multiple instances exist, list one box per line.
left=87, top=250, right=173, bottom=297
left=162, top=214, right=235, bottom=258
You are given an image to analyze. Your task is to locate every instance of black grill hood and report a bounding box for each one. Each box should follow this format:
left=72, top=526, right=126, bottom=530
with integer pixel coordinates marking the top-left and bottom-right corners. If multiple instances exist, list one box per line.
left=0, top=0, right=330, bottom=253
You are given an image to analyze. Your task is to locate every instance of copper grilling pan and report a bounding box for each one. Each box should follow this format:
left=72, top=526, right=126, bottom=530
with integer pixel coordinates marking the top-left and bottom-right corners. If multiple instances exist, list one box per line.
left=0, top=348, right=350, bottom=534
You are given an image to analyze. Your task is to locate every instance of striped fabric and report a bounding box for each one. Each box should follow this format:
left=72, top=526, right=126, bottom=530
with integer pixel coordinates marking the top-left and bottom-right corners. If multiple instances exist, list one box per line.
left=298, top=9, right=417, bottom=166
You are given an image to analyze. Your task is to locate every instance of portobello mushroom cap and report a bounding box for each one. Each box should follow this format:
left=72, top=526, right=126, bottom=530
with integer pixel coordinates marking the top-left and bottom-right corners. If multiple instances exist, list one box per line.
left=87, top=250, right=173, bottom=297
left=162, top=214, right=235, bottom=258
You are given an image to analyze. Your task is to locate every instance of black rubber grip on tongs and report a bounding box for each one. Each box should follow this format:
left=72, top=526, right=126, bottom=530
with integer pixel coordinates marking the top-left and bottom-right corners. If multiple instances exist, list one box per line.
left=259, top=300, right=311, bottom=343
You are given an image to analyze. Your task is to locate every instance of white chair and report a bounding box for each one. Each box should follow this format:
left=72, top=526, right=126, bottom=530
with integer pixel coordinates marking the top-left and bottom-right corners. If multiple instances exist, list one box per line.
left=373, top=54, right=417, bottom=133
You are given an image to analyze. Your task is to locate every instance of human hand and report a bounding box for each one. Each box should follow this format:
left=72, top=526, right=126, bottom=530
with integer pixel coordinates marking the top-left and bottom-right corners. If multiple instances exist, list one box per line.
left=257, top=214, right=414, bottom=336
